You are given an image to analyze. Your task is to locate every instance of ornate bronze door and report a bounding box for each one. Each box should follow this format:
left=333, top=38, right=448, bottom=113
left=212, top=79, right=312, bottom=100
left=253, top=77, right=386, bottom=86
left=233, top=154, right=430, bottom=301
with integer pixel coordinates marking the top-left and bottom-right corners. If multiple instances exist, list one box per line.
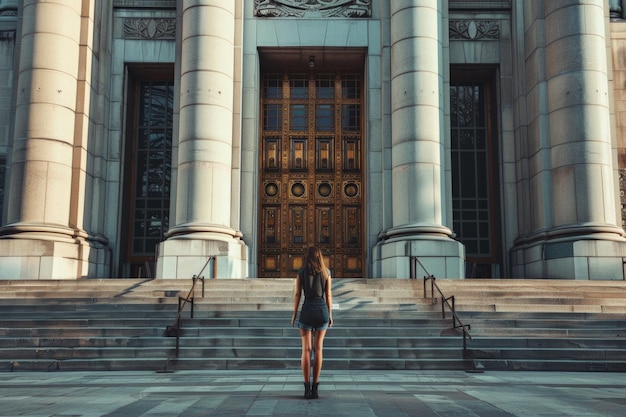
left=259, top=73, right=364, bottom=278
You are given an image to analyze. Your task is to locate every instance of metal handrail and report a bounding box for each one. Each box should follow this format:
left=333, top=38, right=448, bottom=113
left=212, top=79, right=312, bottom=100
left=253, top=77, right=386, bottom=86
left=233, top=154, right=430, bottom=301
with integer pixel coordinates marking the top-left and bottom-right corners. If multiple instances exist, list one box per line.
left=165, top=256, right=215, bottom=357
left=410, top=256, right=473, bottom=356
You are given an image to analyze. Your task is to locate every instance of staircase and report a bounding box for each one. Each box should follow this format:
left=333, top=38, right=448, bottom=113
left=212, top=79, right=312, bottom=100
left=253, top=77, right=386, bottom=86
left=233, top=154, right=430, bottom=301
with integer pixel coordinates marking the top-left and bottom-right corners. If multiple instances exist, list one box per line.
left=436, top=279, right=626, bottom=371
left=2, top=278, right=624, bottom=372
left=0, top=278, right=470, bottom=372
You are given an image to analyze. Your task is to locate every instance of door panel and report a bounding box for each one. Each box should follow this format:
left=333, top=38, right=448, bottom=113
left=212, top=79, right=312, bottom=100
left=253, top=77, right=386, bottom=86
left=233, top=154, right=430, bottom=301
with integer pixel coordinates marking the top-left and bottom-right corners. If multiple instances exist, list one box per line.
left=259, top=73, right=364, bottom=278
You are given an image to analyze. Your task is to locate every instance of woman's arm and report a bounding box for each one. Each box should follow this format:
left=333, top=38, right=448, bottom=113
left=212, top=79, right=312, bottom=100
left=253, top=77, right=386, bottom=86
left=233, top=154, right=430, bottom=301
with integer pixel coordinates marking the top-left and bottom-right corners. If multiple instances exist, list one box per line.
left=291, top=275, right=302, bottom=326
left=325, top=272, right=333, bottom=327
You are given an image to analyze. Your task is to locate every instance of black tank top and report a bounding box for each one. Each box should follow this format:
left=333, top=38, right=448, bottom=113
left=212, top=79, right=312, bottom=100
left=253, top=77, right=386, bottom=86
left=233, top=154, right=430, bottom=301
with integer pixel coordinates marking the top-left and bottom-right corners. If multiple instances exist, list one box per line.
left=299, top=269, right=326, bottom=299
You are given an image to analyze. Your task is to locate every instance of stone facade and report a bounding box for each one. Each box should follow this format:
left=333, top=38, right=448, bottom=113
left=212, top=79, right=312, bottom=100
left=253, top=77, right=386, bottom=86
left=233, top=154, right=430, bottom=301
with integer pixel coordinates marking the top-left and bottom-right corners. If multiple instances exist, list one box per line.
left=1, top=1, right=626, bottom=280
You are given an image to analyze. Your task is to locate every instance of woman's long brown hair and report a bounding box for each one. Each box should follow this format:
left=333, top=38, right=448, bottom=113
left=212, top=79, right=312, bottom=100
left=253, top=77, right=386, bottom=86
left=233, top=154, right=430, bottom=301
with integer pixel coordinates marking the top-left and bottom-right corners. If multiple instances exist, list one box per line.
left=304, top=246, right=330, bottom=281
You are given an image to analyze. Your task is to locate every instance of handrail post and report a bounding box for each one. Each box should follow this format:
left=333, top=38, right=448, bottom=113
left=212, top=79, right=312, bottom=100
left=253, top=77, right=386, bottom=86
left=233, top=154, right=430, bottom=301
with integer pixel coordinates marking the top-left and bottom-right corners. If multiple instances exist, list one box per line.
left=175, top=315, right=181, bottom=357
left=441, top=297, right=446, bottom=319
left=450, top=295, right=456, bottom=327
left=462, top=329, right=467, bottom=356
left=430, top=276, right=435, bottom=300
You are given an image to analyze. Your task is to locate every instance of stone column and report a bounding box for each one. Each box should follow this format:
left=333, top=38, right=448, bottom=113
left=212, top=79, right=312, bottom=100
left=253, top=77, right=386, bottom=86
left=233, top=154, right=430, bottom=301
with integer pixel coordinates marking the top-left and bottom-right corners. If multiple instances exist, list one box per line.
left=156, top=0, right=248, bottom=279
left=373, top=0, right=464, bottom=278
left=0, top=0, right=93, bottom=279
left=546, top=0, right=618, bottom=233
left=511, top=0, right=626, bottom=279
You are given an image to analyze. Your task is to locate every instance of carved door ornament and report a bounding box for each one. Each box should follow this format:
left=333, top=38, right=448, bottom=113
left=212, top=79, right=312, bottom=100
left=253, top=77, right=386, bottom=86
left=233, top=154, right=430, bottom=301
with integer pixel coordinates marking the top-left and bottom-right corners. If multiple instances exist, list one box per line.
left=255, top=0, right=371, bottom=18
left=123, top=18, right=176, bottom=40
left=449, top=20, right=500, bottom=41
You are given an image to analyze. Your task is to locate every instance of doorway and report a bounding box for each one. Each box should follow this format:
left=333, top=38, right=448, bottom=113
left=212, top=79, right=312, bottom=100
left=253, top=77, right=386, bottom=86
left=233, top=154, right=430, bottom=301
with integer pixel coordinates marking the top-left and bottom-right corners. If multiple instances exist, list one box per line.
left=258, top=55, right=365, bottom=278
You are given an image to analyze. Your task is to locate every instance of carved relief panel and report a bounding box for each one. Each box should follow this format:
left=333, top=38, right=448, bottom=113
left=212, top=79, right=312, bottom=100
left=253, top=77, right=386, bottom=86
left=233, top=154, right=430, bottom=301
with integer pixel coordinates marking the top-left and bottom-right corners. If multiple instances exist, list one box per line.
left=254, top=0, right=371, bottom=18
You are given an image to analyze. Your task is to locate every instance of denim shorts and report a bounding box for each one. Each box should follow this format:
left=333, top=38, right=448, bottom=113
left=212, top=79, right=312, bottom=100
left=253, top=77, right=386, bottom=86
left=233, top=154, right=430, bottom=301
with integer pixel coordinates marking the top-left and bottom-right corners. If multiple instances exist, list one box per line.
left=297, top=298, right=329, bottom=331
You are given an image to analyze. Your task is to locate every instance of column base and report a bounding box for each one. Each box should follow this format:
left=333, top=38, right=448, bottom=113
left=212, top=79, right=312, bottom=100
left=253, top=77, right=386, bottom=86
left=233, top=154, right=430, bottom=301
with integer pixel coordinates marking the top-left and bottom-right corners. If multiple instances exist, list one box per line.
left=372, top=233, right=466, bottom=279
left=511, top=235, right=626, bottom=280
left=0, top=233, right=111, bottom=280
left=156, top=233, right=249, bottom=279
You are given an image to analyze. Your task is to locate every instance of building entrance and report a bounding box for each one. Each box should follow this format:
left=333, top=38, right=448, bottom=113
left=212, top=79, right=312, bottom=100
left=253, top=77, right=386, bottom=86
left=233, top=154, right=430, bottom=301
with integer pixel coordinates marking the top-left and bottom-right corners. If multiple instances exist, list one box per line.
left=258, top=70, right=364, bottom=278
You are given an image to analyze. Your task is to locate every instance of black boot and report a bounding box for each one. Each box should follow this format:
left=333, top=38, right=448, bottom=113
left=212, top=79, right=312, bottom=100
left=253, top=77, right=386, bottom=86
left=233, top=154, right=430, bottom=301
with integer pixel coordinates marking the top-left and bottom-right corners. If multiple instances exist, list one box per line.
left=303, top=382, right=311, bottom=399
left=310, top=383, right=319, bottom=399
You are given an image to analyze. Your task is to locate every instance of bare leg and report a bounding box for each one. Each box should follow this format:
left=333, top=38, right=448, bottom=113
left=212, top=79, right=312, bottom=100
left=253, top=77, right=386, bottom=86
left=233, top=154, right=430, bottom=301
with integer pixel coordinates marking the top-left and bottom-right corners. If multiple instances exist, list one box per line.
left=312, top=329, right=327, bottom=383
left=299, top=329, right=312, bottom=382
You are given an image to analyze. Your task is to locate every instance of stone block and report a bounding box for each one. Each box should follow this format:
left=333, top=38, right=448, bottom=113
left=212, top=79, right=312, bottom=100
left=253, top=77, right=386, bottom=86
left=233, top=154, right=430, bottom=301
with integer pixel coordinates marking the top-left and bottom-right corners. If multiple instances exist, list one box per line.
left=573, top=256, right=590, bottom=280
left=588, top=257, right=624, bottom=280
left=545, top=257, right=575, bottom=279
left=368, top=21, right=381, bottom=54
left=275, top=21, right=301, bottom=47
left=345, top=20, right=369, bottom=47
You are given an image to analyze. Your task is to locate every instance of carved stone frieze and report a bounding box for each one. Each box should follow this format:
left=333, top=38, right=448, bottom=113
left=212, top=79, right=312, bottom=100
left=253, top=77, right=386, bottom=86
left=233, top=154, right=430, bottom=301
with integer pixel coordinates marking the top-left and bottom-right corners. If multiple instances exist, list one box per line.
left=123, top=18, right=176, bottom=40
left=449, top=20, right=500, bottom=41
left=254, top=0, right=371, bottom=18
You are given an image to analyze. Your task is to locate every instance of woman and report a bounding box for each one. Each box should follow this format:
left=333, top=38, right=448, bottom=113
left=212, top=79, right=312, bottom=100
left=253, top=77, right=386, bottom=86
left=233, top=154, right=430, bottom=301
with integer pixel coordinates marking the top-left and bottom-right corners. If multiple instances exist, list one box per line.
left=291, top=246, right=333, bottom=399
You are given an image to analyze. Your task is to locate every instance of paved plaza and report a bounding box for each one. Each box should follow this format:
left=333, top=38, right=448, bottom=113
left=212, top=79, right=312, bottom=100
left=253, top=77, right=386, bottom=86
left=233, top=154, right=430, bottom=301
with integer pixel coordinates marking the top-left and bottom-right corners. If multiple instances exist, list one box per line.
left=0, top=369, right=624, bottom=416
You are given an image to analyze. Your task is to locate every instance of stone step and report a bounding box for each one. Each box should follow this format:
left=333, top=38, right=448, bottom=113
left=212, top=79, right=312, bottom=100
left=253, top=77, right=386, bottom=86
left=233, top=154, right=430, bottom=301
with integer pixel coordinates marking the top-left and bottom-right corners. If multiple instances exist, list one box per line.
left=459, top=311, right=626, bottom=320
left=436, top=278, right=626, bottom=288
left=470, top=359, right=626, bottom=372
left=0, top=336, right=465, bottom=349
left=469, top=328, right=626, bottom=338
left=2, top=335, right=620, bottom=351
left=466, top=318, right=626, bottom=328
left=468, top=337, right=626, bottom=349
left=0, top=302, right=434, bottom=315
left=0, top=345, right=466, bottom=361
left=3, top=357, right=472, bottom=372
left=468, top=347, right=625, bottom=361
left=452, top=297, right=626, bottom=306
left=0, top=278, right=424, bottom=297
left=0, top=325, right=453, bottom=339
left=2, top=311, right=446, bottom=328
left=454, top=303, right=626, bottom=314
left=0, top=327, right=169, bottom=338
